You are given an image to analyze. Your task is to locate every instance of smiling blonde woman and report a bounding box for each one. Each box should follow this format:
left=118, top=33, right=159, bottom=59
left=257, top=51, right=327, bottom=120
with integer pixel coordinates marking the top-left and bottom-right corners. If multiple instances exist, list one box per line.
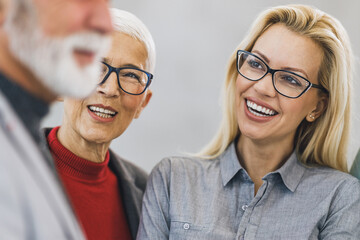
left=137, top=5, right=360, bottom=239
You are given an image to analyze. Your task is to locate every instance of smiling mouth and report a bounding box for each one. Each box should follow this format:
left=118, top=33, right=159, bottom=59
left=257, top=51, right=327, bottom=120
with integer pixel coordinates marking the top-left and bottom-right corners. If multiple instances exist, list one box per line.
left=246, top=99, right=278, bottom=117
left=88, top=105, right=117, bottom=118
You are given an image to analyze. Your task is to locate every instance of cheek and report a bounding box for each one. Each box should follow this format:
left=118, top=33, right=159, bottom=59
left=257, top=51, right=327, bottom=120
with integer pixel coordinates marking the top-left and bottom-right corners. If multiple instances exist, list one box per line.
left=118, top=95, right=144, bottom=113
left=279, top=100, right=310, bottom=123
left=236, top=74, right=254, bottom=95
left=235, top=75, right=254, bottom=105
left=64, top=100, right=85, bottom=125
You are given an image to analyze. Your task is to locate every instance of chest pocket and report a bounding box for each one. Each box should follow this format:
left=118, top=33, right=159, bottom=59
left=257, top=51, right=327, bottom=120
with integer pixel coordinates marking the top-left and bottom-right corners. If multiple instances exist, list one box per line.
left=169, top=221, right=206, bottom=240
left=169, top=220, right=235, bottom=240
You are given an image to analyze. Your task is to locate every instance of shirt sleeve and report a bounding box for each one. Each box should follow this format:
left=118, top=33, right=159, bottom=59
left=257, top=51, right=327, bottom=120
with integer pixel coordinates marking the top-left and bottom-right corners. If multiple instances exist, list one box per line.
left=319, top=177, right=360, bottom=239
left=137, top=158, right=171, bottom=240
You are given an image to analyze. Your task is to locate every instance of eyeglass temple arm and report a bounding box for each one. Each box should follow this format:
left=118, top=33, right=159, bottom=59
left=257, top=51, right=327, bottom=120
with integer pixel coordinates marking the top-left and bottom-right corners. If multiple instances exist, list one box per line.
left=311, top=83, right=327, bottom=93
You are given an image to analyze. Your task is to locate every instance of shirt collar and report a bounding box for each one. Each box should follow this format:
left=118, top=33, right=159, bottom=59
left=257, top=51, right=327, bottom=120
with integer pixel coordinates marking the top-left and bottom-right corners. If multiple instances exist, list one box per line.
left=268, top=151, right=306, bottom=192
left=220, top=142, right=244, bottom=186
left=219, top=142, right=306, bottom=192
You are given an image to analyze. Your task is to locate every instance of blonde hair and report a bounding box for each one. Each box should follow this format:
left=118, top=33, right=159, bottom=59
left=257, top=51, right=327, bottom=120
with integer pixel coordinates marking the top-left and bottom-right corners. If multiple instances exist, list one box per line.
left=198, top=5, right=353, bottom=172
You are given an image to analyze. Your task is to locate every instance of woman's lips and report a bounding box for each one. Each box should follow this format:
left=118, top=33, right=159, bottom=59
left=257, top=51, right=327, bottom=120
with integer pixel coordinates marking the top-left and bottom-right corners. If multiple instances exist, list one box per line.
left=244, top=98, right=278, bottom=122
left=87, top=104, right=118, bottom=123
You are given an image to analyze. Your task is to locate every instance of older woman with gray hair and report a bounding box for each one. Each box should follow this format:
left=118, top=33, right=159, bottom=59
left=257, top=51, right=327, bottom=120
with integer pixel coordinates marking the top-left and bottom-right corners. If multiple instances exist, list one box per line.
left=44, top=8, right=155, bottom=240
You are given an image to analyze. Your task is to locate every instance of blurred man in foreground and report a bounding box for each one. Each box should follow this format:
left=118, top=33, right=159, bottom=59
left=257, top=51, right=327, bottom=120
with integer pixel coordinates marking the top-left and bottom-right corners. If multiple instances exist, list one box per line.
left=0, top=0, right=113, bottom=238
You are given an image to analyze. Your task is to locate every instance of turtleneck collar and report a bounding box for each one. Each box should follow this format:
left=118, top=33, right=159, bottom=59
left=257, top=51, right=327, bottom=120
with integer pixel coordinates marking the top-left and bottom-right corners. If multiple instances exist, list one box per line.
left=47, top=126, right=110, bottom=182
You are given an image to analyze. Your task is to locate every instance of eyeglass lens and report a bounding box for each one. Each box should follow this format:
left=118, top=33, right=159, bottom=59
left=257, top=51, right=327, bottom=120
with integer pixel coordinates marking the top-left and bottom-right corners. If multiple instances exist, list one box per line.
left=100, top=63, right=149, bottom=95
left=237, top=51, right=310, bottom=98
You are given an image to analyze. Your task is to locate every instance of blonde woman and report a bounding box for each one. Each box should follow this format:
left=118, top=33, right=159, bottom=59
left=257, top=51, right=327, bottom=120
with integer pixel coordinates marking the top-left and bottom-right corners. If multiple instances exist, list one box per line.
left=137, top=5, right=360, bottom=239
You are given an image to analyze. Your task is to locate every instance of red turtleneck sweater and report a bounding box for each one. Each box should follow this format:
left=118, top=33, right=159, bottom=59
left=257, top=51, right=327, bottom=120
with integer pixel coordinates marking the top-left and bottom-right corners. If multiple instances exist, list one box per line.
left=47, top=127, right=132, bottom=240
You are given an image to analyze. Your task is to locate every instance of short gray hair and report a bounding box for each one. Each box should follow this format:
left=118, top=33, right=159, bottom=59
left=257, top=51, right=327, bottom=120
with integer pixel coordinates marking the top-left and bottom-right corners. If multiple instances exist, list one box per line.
left=110, top=8, right=156, bottom=73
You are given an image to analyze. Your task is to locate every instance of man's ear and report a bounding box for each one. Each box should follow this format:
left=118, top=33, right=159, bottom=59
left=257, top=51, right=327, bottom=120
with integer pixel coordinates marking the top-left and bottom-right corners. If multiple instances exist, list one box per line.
left=134, top=89, right=152, bottom=119
left=306, top=95, right=328, bottom=122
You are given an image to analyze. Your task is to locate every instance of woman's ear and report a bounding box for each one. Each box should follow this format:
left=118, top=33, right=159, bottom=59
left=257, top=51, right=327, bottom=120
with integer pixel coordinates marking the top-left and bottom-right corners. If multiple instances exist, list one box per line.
left=56, top=97, right=64, bottom=102
left=306, top=95, right=328, bottom=122
left=134, top=89, right=152, bottom=119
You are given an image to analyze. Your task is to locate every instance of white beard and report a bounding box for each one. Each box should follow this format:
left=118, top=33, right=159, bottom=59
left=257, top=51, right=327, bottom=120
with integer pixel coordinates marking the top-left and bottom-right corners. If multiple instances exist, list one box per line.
left=3, top=0, right=111, bottom=98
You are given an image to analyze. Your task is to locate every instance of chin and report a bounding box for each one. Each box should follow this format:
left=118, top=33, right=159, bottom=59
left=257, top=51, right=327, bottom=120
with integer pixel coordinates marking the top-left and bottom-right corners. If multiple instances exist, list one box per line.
left=80, top=129, right=112, bottom=145
left=86, top=136, right=112, bottom=145
left=239, top=125, right=269, bottom=142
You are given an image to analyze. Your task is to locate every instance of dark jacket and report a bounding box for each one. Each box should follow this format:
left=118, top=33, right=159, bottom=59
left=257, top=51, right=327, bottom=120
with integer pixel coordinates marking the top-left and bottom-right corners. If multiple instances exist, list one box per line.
left=43, top=128, right=148, bottom=240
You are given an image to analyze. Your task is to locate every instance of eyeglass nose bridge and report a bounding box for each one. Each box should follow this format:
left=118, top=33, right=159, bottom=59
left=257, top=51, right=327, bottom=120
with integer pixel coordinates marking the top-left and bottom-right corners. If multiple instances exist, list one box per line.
left=254, top=67, right=283, bottom=97
left=257, top=67, right=277, bottom=81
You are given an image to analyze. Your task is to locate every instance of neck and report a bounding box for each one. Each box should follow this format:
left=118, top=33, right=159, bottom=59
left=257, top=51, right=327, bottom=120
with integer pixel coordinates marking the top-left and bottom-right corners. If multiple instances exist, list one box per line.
left=236, top=135, right=294, bottom=194
left=0, top=30, right=57, bottom=103
left=57, top=125, right=111, bottom=163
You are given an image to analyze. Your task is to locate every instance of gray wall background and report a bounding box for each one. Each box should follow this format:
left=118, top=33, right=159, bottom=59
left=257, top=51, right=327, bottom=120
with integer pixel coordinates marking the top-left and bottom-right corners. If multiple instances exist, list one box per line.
left=42, top=0, right=360, bottom=173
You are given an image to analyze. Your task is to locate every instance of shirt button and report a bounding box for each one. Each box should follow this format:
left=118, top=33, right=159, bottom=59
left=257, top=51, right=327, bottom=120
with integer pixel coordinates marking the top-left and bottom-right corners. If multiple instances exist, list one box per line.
left=183, top=223, right=190, bottom=230
left=242, top=205, right=248, bottom=211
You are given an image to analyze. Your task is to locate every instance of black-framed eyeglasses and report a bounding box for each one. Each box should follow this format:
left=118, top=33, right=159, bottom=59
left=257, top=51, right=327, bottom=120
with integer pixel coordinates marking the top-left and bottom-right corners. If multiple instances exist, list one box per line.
left=236, top=50, right=327, bottom=98
left=100, top=61, right=153, bottom=95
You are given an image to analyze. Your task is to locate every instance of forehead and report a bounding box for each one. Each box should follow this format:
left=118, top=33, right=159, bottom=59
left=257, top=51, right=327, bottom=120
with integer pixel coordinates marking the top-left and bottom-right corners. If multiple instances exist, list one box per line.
left=252, top=24, right=323, bottom=81
left=105, top=32, right=148, bottom=70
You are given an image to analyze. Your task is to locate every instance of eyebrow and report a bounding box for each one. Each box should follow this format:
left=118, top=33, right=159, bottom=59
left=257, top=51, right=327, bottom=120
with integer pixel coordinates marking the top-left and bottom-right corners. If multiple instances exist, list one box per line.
left=252, top=50, right=270, bottom=64
left=121, top=64, right=143, bottom=69
left=252, top=50, right=309, bottom=79
left=102, top=58, right=143, bottom=70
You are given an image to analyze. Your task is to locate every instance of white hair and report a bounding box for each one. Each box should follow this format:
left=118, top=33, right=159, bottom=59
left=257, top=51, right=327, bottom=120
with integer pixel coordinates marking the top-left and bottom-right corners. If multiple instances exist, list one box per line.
left=110, top=8, right=156, bottom=73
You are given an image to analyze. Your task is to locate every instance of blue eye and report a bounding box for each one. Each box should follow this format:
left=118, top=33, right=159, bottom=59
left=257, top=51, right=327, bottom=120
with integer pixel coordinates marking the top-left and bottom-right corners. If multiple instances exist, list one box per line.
left=286, top=76, right=300, bottom=85
left=247, top=59, right=264, bottom=69
left=124, top=72, right=140, bottom=80
left=278, top=73, right=303, bottom=87
left=119, top=69, right=147, bottom=86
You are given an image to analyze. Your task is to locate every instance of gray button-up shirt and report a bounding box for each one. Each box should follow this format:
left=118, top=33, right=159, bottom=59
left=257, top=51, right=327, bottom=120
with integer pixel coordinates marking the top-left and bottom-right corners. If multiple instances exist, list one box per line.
left=137, top=143, right=360, bottom=239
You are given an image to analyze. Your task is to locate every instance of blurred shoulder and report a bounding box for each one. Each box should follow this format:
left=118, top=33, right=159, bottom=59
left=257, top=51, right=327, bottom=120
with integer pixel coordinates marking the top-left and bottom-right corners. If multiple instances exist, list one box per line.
left=108, top=149, right=148, bottom=186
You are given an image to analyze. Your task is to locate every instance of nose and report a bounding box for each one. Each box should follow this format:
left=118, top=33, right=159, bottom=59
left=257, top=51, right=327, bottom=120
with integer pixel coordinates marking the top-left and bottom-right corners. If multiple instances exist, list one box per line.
left=87, top=0, right=113, bottom=35
left=97, top=72, right=120, bottom=97
left=253, top=73, right=276, bottom=98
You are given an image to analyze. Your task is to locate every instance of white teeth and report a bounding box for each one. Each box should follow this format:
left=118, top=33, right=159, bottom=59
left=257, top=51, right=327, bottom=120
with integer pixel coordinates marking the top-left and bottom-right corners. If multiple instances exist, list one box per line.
left=248, top=108, right=267, bottom=117
left=89, top=105, right=116, bottom=117
left=246, top=100, right=276, bottom=116
left=94, top=112, right=112, bottom=118
left=256, top=105, right=262, bottom=112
